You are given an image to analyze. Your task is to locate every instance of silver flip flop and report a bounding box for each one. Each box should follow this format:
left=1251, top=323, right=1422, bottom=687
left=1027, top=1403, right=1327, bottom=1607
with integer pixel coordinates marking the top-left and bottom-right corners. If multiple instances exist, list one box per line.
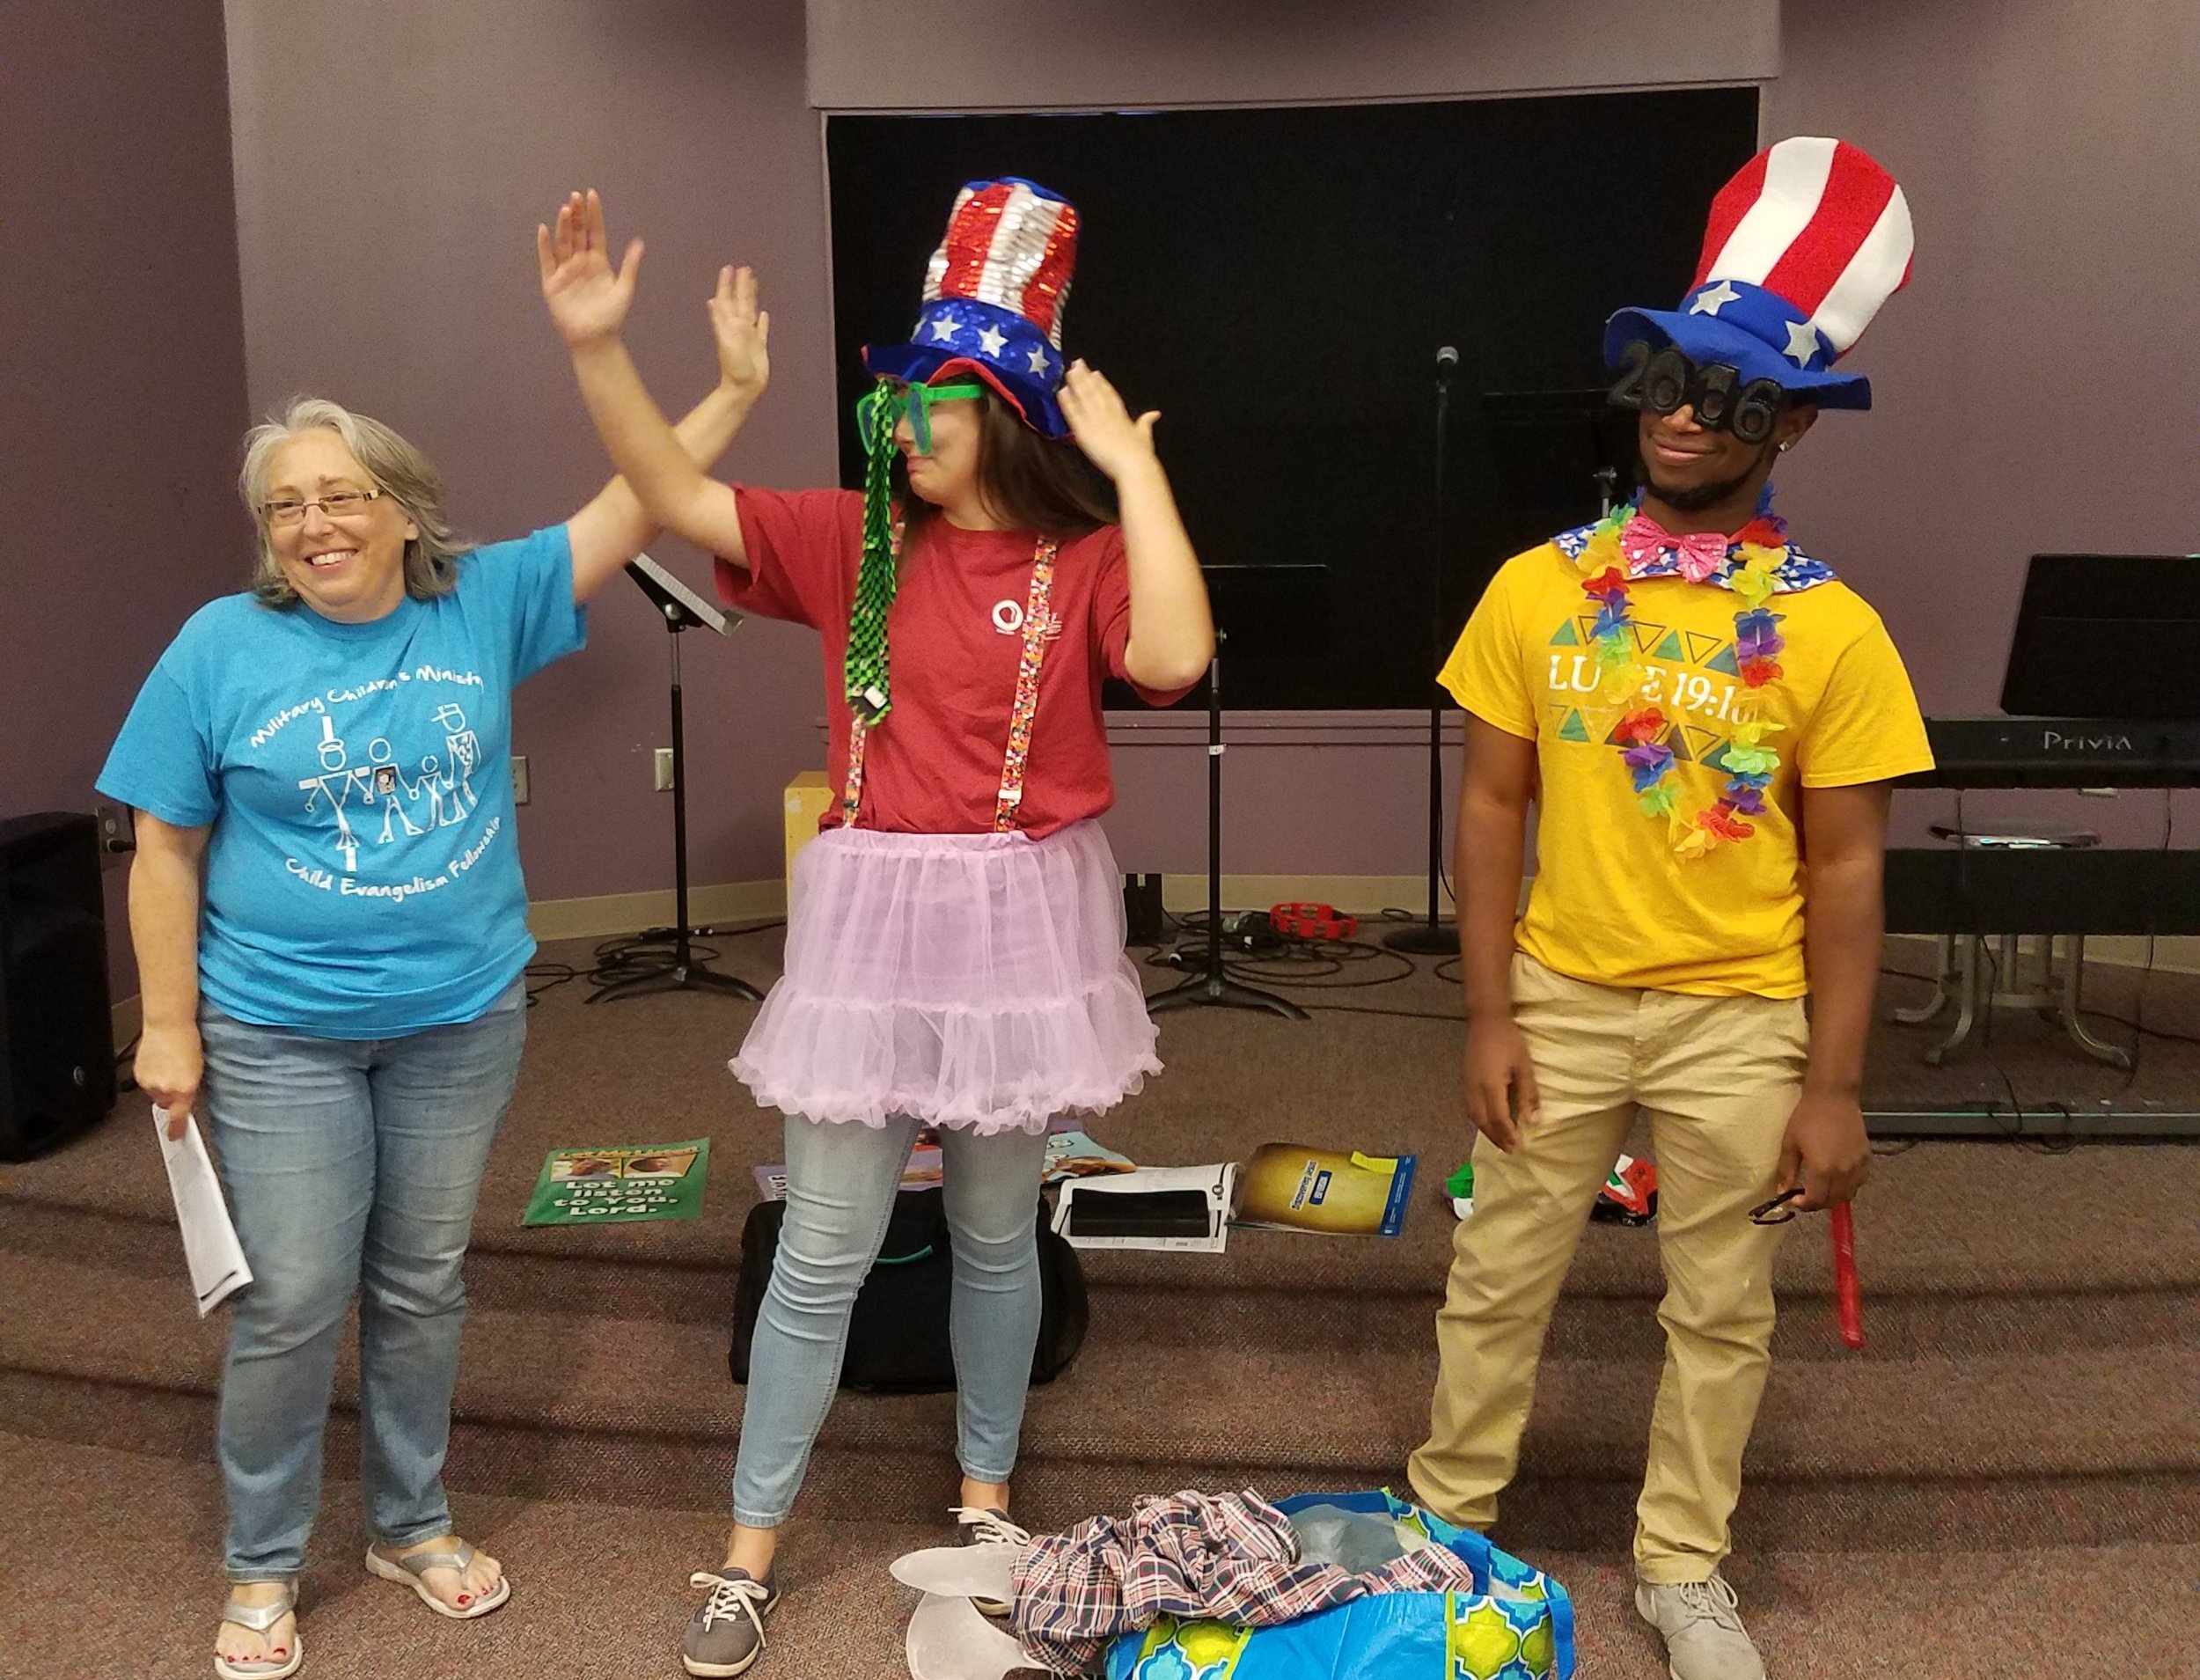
left=363, top=1539, right=512, bottom=1620
left=214, top=1583, right=302, bottom=1680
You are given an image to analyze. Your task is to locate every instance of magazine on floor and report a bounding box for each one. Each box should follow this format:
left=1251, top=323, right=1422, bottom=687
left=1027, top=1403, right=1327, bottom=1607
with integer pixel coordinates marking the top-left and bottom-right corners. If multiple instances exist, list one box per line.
left=1232, top=1142, right=1418, bottom=1236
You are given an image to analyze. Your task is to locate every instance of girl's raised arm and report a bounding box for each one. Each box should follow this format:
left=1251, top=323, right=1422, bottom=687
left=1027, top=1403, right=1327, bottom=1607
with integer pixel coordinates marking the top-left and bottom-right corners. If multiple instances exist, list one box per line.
left=539, top=189, right=756, bottom=572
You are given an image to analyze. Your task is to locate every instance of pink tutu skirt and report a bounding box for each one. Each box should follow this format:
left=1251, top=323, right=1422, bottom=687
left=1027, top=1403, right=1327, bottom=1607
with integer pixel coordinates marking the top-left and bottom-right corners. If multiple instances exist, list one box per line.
left=730, top=819, right=1160, bottom=1133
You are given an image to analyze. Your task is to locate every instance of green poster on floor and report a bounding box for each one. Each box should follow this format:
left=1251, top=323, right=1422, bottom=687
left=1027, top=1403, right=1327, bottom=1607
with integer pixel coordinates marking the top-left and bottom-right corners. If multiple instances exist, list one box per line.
left=523, top=1139, right=710, bottom=1226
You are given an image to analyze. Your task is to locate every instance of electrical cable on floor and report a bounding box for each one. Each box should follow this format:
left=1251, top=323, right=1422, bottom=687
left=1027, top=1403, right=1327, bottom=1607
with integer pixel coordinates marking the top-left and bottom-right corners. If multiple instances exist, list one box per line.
left=1143, top=906, right=1464, bottom=1017
left=524, top=919, right=788, bottom=1005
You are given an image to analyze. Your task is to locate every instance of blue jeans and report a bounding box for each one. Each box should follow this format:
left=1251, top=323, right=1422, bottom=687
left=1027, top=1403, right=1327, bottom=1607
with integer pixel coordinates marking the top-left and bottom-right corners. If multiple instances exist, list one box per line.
left=730, top=1116, right=1050, bottom=1527
left=198, top=981, right=525, bottom=1581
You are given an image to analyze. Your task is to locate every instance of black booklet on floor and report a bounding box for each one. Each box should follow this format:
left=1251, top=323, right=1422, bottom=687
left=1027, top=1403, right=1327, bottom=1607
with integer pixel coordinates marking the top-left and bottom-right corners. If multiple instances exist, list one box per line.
left=1062, top=1187, right=1214, bottom=1239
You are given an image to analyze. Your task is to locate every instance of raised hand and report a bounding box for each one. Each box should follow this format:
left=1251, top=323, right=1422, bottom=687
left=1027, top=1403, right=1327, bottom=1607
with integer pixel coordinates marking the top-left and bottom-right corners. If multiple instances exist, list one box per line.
left=706, top=264, right=771, bottom=405
left=537, top=188, right=643, bottom=349
left=1059, top=359, right=1160, bottom=483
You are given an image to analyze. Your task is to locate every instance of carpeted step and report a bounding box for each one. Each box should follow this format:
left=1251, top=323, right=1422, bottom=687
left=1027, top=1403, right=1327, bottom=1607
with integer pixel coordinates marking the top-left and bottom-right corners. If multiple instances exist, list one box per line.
left=14, top=1429, right=2198, bottom=1679
left=6, top=1243, right=2195, bottom=1554
left=4, top=1178, right=2200, bottom=1363
left=11, top=1132, right=2200, bottom=1321
left=12, top=1361, right=2195, bottom=1563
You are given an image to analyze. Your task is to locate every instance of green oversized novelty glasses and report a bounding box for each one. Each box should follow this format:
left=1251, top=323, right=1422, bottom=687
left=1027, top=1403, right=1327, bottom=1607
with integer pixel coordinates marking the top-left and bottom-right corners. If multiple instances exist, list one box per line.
left=857, top=378, right=986, bottom=456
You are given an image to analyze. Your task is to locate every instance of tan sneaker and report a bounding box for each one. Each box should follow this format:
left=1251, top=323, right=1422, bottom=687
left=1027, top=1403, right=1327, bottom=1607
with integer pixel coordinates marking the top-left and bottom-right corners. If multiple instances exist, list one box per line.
left=1634, top=1573, right=1766, bottom=1680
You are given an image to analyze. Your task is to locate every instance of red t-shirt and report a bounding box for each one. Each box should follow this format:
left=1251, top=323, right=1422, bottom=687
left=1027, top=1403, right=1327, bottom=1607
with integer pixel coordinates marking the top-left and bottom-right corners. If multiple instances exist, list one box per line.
left=718, top=487, right=1191, bottom=837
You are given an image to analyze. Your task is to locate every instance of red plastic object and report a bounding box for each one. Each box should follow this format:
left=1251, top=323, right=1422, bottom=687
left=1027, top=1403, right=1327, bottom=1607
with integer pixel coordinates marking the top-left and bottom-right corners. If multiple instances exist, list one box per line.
left=1830, top=1203, right=1864, bottom=1349
left=1268, top=902, right=1358, bottom=941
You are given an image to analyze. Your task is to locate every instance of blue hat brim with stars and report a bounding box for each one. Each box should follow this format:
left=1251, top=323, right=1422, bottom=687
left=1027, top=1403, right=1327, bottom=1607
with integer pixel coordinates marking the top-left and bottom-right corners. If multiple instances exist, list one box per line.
left=1603, top=279, right=1872, bottom=411
left=864, top=297, right=1069, bottom=438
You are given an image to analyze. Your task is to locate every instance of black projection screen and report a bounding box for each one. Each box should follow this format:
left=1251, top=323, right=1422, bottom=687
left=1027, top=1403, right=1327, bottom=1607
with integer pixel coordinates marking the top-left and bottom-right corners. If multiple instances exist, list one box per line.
left=826, top=89, right=1759, bottom=709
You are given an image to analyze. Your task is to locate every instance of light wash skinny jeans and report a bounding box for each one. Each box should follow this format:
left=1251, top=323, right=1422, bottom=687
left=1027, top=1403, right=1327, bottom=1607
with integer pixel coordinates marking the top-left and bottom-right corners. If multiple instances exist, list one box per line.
left=730, top=1115, right=1050, bottom=1527
left=198, top=980, right=525, bottom=1581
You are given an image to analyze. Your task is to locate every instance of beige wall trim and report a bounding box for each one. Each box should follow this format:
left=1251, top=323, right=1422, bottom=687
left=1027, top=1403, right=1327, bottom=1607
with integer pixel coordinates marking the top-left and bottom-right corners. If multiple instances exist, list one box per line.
left=527, top=879, right=789, bottom=944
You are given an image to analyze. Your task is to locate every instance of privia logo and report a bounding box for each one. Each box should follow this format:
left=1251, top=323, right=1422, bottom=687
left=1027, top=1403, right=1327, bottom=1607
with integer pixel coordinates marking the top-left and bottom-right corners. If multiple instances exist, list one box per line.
left=2040, top=730, right=2134, bottom=752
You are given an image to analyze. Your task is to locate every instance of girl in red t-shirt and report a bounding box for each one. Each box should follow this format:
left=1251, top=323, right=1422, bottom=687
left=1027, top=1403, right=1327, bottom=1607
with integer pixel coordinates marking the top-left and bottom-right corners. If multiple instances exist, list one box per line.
left=540, top=182, right=1213, bottom=1672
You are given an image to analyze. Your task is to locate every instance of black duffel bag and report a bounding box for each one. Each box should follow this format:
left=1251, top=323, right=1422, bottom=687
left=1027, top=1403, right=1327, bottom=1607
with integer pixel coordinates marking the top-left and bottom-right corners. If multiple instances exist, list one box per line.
left=728, top=1186, right=1088, bottom=1393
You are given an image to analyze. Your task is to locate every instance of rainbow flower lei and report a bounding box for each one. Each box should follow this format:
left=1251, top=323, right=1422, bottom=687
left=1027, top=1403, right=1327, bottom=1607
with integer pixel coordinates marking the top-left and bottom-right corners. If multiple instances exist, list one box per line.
left=1565, top=492, right=1830, bottom=860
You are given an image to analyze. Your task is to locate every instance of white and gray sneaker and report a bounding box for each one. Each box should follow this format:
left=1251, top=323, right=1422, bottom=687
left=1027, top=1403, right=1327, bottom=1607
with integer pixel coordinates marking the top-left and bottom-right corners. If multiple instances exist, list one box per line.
left=682, top=1566, right=778, bottom=1677
left=1634, top=1574, right=1766, bottom=1680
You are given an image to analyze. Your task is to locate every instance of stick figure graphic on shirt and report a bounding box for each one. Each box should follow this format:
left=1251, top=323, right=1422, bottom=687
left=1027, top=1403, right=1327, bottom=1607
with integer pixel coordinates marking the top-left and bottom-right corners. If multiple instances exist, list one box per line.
left=370, top=737, right=425, bottom=844
left=297, top=716, right=373, bottom=871
left=434, top=702, right=481, bottom=820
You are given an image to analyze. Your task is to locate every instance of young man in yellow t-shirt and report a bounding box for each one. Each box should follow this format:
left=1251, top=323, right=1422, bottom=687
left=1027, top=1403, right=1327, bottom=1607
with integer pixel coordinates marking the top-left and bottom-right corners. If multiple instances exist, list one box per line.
left=1407, top=139, right=1936, bottom=1680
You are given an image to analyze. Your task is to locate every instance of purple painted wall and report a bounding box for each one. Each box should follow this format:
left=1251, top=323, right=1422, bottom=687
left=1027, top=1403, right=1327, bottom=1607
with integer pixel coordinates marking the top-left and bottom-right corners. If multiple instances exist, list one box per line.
left=1, top=0, right=251, bottom=989
left=224, top=0, right=840, bottom=904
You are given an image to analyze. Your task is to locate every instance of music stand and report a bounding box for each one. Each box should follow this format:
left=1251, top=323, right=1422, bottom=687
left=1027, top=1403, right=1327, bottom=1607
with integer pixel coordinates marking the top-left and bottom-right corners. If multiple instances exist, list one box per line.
left=590, top=555, right=764, bottom=1005
left=1148, top=566, right=1310, bottom=1021
left=2001, top=554, right=2200, bottom=717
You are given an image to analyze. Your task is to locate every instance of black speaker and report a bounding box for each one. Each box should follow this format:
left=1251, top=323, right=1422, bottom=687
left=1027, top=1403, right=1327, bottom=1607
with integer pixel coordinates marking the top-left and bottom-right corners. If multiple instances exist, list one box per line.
left=1, top=812, right=116, bottom=1160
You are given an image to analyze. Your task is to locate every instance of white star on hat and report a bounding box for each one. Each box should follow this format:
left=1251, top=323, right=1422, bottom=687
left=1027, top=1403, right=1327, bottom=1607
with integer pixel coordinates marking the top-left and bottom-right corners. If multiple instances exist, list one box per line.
left=1690, top=279, right=1740, bottom=316
left=976, top=324, right=1008, bottom=356
left=929, top=318, right=959, bottom=343
left=1026, top=345, right=1051, bottom=375
left=1783, top=319, right=1824, bottom=366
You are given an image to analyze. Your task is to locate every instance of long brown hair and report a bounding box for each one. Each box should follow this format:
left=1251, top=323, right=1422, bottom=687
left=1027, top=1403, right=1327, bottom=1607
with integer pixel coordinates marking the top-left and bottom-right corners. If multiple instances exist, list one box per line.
left=897, top=385, right=1117, bottom=538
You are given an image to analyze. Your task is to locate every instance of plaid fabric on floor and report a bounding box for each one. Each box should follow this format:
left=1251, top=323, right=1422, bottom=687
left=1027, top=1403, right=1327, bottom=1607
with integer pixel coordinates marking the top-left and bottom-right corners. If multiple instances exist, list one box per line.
left=1010, top=1487, right=1479, bottom=1674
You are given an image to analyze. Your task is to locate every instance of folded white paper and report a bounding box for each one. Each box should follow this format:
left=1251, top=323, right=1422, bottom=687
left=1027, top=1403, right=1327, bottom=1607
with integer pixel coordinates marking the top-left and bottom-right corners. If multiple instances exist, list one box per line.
left=152, top=1106, right=253, bottom=1315
left=1051, top=1162, right=1235, bottom=1253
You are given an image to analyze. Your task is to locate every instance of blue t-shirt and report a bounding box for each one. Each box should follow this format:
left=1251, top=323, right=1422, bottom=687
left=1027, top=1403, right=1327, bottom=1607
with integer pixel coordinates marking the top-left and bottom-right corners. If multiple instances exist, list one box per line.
left=98, top=526, right=584, bottom=1038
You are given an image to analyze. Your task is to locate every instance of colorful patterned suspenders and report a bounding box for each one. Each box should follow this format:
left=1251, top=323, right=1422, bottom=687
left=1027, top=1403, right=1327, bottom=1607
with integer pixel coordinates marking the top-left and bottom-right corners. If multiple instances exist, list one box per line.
left=840, top=538, right=1061, bottom=833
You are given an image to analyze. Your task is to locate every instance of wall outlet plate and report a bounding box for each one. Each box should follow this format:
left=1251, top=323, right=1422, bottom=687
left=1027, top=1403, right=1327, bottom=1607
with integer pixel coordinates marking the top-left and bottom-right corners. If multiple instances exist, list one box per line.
left=511, top=755, right=531, bottom=806
left=655, top=746, right=675, bottom=792
left=94, top=800, right=136, bottom=867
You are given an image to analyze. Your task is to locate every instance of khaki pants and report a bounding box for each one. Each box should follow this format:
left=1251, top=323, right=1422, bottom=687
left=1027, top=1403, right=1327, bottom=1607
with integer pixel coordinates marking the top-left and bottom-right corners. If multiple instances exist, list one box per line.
left=1406, top=953, right=1808, bottom=1582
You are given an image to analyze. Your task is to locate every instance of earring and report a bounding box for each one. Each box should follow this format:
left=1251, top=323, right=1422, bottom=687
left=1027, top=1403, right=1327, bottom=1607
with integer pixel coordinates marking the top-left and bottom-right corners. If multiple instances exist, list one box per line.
left=1777, top=440, right=1792, bottom=453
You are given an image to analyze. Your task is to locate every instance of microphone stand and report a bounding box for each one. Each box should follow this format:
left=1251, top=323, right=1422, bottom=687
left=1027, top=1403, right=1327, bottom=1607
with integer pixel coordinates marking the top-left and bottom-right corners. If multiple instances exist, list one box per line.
left=1386, top=346, right=1462, bottom=955
left=1147, top=628, right=1307, bottom=1020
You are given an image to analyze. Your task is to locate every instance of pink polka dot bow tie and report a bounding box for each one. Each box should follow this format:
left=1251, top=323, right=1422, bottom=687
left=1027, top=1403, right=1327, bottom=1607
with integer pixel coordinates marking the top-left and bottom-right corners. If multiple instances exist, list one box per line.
left=1618, top=513, right=1732, bottom=583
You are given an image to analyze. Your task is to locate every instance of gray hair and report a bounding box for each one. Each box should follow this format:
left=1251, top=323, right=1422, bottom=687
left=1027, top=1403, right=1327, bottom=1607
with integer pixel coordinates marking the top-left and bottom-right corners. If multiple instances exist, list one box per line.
left=239, top=397, right=469, bottom=606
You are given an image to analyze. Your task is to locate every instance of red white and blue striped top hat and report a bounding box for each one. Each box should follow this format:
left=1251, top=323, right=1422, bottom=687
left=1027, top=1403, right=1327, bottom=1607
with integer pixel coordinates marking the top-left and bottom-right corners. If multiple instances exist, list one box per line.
left=1604, top=137, right=1914, bottom=410
left=863, top=177, right=1078, bottom=437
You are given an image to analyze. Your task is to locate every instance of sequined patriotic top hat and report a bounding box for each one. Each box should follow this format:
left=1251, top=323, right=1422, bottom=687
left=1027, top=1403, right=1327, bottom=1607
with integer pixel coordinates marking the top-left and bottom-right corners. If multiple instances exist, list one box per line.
left=843, top=178, right=1080, bottom=727
left=1572, top=137, right=1914, bottom=860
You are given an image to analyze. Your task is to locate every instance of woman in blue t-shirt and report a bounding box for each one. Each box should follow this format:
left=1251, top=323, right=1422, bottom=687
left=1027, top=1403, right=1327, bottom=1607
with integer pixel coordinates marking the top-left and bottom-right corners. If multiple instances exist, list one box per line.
left=99, top=208, right=762, bottom=1680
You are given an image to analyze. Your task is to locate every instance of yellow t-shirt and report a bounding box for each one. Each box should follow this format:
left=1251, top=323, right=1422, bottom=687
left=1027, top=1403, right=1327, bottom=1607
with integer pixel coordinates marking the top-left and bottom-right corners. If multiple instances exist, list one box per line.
left=1440, top=538, right=1935, bottom=998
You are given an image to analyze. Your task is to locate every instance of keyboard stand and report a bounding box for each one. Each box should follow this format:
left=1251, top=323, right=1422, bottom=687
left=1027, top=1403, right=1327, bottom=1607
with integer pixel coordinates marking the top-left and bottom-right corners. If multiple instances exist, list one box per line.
left=1893, top=932, right=2131, bottom=1071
